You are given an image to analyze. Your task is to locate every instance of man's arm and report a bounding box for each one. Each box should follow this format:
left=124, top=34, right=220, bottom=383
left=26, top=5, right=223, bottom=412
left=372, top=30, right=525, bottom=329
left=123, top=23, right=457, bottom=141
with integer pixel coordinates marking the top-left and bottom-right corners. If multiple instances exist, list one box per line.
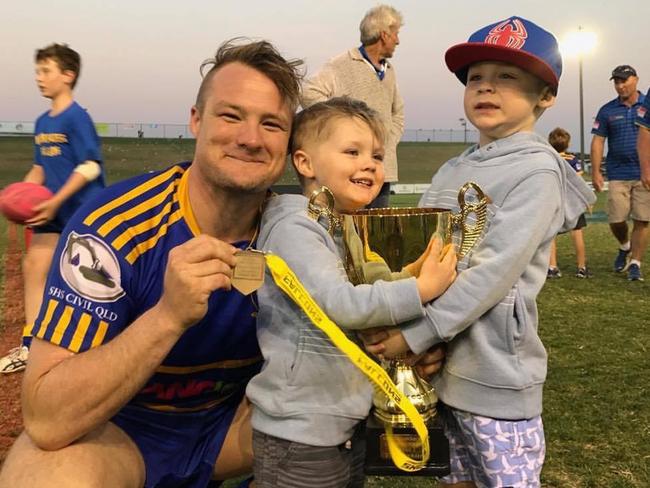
left=22, top=235, right=237, bottom=450
left=301, top=66, right=336, bottom=108
left=590, top=135, right=606, bottom=192
left=637, top=126, right=650, bottom=190
left=391, top=85, right=405, bottom=144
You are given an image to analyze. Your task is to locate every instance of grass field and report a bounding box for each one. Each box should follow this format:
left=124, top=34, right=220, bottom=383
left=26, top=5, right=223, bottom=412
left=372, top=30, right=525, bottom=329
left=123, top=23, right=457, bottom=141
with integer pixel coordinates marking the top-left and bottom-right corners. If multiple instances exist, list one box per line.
left=0, top=137, right=648, bottom=487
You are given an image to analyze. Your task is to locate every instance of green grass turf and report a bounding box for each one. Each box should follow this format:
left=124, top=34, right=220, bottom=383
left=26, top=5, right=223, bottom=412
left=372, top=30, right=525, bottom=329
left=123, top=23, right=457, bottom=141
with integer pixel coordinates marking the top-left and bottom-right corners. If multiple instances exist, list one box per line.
left=0, top=137, right=647, bottom=487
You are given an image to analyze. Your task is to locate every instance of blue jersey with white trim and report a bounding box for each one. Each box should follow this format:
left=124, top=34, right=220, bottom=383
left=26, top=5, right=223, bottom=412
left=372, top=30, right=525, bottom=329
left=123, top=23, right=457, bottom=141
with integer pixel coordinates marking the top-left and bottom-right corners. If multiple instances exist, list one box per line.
left=33, top=101, right=105, bottom=223
left=31, top=162, right=262, bottom=412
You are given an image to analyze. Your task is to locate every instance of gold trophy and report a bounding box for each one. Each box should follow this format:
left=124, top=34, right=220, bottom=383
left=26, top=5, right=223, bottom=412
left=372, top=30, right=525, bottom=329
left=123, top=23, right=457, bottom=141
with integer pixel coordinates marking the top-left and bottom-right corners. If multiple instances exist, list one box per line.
left=341, top=181, right=488, bottom=476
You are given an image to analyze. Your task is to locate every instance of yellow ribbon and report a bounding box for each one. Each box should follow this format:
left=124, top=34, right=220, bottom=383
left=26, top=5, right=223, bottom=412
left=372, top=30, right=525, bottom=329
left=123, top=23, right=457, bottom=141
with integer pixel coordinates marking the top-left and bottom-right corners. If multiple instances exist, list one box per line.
left=264, top=253, right=429, bottom=472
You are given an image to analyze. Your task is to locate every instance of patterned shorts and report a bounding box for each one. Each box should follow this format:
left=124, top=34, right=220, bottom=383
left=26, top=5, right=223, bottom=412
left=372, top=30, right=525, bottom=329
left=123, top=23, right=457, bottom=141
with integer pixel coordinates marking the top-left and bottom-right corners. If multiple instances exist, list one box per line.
left=439, top=405, right=545, bottom=488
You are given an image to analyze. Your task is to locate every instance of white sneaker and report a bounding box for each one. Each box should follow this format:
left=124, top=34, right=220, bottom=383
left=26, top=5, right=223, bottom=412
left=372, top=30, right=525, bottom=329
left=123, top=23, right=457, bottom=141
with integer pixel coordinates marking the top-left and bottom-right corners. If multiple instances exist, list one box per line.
left=0, top=345, right=29, bottom=374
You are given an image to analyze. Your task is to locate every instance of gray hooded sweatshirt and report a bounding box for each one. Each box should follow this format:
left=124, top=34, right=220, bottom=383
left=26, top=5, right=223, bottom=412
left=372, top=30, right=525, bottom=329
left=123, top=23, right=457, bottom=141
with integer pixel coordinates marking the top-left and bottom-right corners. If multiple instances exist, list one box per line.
left=247, top=194, right=426, bottom=446
left=402, top=132, right=596, bottom=420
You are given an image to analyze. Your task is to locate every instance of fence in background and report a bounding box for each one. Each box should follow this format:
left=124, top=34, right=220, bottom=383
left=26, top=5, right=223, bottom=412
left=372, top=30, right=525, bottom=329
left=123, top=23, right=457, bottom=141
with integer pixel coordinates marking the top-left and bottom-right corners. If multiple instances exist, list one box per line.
left=1, top=120, right=477, bottom=143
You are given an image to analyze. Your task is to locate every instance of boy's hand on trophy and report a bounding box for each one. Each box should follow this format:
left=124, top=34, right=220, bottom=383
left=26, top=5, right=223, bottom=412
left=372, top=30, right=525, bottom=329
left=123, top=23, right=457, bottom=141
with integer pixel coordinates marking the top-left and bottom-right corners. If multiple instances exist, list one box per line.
left=403, top=234, right=446, bottom=277
left=358, top=327, right=390, bottom=356
left=403, top=235, right=438, bottom=276
left=416, top=238, right=457, bottom=303
left=411, top=344, right=447, bottom=379
left=377, top=328, right=411, bottom=358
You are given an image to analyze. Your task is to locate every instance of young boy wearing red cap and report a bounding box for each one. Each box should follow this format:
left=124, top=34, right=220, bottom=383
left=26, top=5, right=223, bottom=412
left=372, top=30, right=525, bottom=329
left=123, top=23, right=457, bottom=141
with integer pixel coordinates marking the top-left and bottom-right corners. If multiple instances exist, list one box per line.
left=363, top=16, right=595, bottom=487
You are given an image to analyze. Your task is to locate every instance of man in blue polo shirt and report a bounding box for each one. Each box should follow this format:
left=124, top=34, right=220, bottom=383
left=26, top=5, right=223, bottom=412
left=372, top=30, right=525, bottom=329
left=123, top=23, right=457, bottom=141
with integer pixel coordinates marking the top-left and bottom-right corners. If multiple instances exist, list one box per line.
left=591, top=65, right=649, bottom=281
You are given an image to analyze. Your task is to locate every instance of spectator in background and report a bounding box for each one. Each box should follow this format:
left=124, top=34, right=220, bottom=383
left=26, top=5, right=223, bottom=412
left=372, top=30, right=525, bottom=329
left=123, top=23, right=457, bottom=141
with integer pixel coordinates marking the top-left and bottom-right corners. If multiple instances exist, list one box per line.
left=547, top=127, right=591, bottom=279
left=636, top=86, right=650, bottom=190
left=0, top=43, right=105, bottom=374
left=301, top=4, right=404, bottom=208
left=591, top=65, right=648, bottom=281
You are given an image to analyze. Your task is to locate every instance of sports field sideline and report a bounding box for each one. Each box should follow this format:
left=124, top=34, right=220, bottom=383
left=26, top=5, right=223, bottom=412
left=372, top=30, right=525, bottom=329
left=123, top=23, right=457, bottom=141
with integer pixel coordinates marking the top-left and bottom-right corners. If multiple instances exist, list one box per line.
left=0, top=137, right=647, bottom=487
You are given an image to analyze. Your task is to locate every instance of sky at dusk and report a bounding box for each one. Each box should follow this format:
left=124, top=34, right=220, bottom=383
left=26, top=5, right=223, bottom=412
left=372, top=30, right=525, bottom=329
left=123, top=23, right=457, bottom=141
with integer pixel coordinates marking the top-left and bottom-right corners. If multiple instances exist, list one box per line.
left=3, top=0, right=649, bottom=152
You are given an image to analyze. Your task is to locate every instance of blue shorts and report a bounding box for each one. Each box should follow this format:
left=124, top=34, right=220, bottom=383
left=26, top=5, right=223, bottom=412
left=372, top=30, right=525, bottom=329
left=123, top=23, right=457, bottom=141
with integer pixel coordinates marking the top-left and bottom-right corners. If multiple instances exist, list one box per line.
left=439, top=404, right=545, bottom=488
left=111, top=394, right=243, bottom=488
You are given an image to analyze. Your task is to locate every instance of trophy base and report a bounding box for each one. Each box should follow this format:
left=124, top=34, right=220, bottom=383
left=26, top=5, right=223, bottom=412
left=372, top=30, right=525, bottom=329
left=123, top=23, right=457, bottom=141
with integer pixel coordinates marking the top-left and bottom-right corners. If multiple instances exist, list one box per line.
left=363, top=413, right=450, bottom=477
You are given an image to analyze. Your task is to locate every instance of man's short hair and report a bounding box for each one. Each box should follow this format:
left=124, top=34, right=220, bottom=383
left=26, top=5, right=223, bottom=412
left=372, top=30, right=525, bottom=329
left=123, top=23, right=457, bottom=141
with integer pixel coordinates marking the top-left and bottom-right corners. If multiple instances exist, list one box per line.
left=196, top=38, right=304, bottom=113
left=548, top=127, right=571, bottom=153
left=359, top=5, right=403, bottom=45
left=290, top=96, right=386, bottom=155
left=35, top=43, right=81, bottom=89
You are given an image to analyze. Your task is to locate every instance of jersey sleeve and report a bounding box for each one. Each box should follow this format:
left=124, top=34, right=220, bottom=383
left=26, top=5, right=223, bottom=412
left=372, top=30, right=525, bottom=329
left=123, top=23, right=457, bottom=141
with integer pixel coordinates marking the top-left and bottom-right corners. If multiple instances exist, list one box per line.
left=70, top=108, right=102, bottom=165
left=33, top=116, right=43, bottom=165
left=591, top=105, right=609, bottom=137
left=30, top=214, right=135, bottom=353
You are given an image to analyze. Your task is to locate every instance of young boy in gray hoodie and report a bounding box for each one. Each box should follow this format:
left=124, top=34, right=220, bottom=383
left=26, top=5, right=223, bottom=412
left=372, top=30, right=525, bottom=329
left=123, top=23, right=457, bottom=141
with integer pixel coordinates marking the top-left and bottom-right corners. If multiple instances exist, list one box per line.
left=362, top=16, right=596, bottom=487
left=246, top=97, right=458, bottom=487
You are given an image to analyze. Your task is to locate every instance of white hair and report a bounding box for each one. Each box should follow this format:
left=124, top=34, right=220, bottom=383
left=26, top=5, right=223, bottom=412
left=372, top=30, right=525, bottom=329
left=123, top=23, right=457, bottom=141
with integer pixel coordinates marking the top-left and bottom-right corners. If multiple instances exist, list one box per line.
left=359, top=5, right=403, bottom=45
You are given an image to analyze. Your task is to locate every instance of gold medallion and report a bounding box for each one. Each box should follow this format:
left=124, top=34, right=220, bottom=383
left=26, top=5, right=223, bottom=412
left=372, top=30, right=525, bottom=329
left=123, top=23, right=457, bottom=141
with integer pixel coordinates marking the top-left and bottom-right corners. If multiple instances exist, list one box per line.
left=232, top=250, right=265, bottom=295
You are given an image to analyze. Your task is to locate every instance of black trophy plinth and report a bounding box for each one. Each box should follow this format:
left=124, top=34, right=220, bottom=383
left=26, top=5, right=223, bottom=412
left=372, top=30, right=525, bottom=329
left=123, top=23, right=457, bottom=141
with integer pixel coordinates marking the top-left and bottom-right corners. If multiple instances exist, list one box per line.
left=363, top=413, right=450, bottom=477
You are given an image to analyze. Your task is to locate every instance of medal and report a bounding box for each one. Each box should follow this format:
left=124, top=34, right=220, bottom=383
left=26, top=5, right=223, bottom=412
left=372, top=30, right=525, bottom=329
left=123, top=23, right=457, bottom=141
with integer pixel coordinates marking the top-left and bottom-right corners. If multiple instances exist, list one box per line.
left=232, top=250, right=265, bottom=295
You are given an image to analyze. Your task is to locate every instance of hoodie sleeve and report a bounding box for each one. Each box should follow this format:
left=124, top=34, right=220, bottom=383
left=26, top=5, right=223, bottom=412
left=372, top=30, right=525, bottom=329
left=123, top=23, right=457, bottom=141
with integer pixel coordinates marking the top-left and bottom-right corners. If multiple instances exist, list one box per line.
left=402, top=171, right=562, bottom=354
left=262, top=214, right=425, bottom=330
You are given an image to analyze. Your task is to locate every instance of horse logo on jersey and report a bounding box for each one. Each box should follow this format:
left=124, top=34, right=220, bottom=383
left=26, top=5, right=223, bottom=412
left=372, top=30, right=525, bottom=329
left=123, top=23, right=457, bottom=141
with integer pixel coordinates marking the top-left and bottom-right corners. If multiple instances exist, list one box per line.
left=484, top=19, right=528, bottom=50
left=60, top=232, right=125, bottom=302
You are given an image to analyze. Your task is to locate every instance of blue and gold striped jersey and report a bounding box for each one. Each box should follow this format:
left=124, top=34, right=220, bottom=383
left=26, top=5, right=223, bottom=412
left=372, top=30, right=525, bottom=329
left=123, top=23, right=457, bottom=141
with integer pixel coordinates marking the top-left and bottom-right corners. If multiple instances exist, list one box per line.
left=31, top=162, right=262, bottom=412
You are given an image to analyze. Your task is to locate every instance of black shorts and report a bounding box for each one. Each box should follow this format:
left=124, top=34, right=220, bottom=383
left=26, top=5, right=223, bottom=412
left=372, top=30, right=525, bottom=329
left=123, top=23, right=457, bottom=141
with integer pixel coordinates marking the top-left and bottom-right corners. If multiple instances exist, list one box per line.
left=574, top=213, right=587, bottom=230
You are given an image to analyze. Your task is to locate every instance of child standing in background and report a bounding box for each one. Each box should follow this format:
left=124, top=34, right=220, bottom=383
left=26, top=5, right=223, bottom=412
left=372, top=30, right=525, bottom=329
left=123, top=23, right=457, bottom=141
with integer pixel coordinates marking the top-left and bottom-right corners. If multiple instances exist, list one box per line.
left=0, top=43, right=105, bottom=374
left=547, top=127, right=592, bottom=279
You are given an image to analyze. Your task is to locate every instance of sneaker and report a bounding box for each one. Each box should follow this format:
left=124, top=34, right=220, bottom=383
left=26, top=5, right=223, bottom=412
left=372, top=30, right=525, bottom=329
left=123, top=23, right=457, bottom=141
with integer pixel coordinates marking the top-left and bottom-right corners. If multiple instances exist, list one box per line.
left=614, top=249, right=630, bottom=272
left=547, top=267, right=562, bottom=279
left=627, top=263, right=644, bottom=281
left=576, top=267, right=592, bottom=278
left=0, top=345, right=29, bottom=374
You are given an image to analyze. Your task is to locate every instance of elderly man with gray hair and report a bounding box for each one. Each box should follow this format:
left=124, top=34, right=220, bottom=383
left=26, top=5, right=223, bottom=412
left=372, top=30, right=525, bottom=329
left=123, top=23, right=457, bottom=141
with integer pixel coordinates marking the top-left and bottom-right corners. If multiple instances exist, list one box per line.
left=302, top=4, right=405, bottom=208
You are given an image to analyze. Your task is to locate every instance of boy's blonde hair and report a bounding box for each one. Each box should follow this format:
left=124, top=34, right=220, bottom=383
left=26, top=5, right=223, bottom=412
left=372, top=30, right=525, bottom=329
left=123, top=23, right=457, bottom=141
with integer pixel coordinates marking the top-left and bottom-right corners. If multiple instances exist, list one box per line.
left=290, top=97, right=386, bottom=185
left=548, top=127, right=571, bottom=153
left=291, top=97, right=386, bottom=154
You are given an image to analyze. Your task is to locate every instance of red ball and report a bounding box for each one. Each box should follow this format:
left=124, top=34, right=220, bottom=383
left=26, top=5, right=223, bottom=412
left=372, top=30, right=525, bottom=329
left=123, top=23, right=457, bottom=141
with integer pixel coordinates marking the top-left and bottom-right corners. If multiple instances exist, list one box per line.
left=0, top=182, right=54, bottom=224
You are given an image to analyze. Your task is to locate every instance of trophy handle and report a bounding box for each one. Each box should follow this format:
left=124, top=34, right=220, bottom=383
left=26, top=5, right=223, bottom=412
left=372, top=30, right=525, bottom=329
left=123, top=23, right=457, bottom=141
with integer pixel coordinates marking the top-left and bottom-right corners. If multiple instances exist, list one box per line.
left=307, top=186, right=341, bottom=234
left=451, top=182, right=488, bottom=257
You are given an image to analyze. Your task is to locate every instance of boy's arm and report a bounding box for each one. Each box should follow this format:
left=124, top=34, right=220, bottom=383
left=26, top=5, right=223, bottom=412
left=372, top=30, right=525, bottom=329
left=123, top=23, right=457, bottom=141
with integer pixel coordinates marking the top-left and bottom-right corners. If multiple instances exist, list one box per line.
left=400, top=172, right=562, bottom=354
left=23, top=164, right=45, bottom=184
left=264, top=216, right=426, bottom=330
left=26, top=168, right=98, bottom=226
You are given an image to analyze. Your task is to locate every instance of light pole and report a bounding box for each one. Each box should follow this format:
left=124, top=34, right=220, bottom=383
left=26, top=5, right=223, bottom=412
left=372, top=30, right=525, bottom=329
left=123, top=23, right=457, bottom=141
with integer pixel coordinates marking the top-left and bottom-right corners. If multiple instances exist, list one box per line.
left=459, top=118, right=467, bottom=144
left=561, top=27, right=597, bottom=165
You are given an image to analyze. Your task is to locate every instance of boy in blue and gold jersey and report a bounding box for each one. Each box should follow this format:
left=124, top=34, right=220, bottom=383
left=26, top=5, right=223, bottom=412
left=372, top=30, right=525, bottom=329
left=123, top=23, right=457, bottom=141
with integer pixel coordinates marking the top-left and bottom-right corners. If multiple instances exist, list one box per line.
left=0, top=39, right=304, bottom=488
left=0, top=43, right=105, bottom=374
